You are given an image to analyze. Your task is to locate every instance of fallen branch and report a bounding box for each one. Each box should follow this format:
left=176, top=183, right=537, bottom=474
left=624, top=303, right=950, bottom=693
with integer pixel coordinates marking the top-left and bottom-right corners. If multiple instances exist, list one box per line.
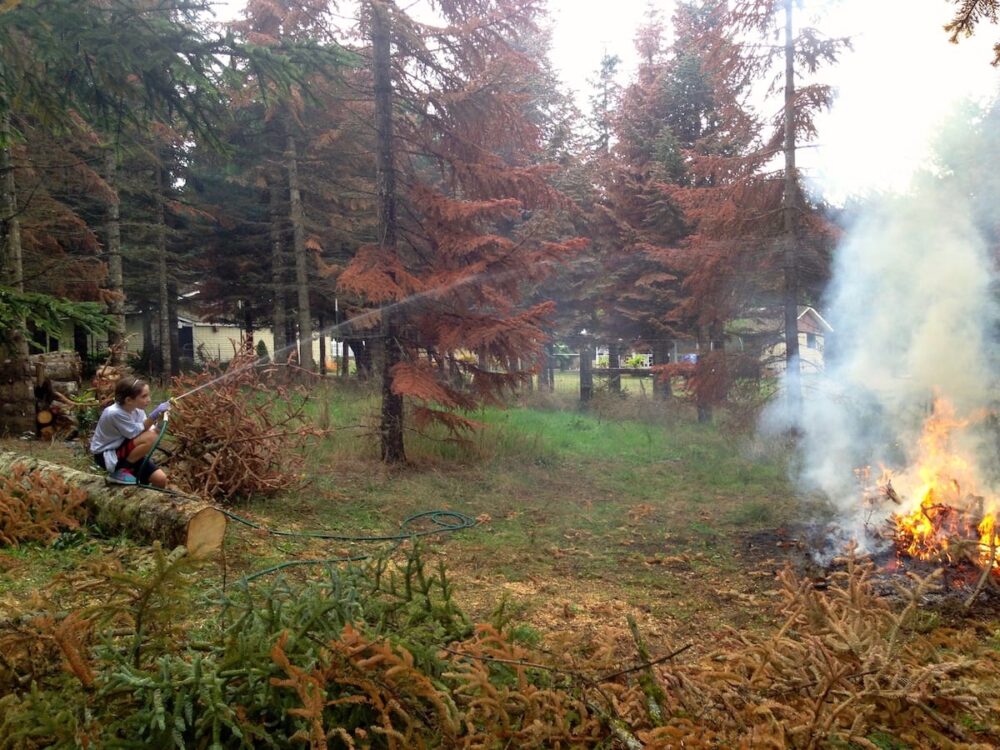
left=963, top=529, right=998, bottom=611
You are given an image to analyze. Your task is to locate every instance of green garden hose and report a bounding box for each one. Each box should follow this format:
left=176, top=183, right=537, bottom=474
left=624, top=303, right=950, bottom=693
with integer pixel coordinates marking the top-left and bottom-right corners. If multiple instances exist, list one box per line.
left=131, top=412, right=477, bottom=581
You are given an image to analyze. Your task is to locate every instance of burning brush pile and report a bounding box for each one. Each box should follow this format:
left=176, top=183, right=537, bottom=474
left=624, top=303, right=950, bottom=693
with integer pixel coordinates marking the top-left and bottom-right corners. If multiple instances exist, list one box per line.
left=861, top=397, right=999, bottom=605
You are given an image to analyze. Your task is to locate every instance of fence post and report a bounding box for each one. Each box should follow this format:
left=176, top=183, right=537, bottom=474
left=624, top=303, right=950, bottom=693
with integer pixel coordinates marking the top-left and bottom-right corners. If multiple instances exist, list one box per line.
left=609, top=341, right=621, bottom=394
left=653, top=340, right=672, bottom=399
left=546, top=343, right=555, bottom=391
left=580, top=339, right=593, bottom=406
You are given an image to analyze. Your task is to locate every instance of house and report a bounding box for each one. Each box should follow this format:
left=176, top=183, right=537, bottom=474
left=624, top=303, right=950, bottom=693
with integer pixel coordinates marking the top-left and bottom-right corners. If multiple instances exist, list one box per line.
left=46, top=309, right=346, bottom=371
left=726, top=306, right=833, bottom=374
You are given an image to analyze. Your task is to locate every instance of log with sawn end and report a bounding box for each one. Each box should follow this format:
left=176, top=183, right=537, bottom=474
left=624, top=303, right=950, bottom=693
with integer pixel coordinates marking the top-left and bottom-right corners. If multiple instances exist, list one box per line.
left=0, top=451, right=225, bottom=556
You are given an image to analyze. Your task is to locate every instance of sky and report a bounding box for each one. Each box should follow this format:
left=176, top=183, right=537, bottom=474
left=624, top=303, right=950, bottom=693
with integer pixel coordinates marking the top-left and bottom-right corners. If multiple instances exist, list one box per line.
left=544, top=0, right=1000, bottom=202
left=215, top=0, right=1000, bottom=202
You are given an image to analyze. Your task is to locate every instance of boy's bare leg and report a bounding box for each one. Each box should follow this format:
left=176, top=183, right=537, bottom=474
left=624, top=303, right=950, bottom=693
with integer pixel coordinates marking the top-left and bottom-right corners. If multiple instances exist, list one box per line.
left=124, top=430, right=168, bottom=487
left=124, top=429, right=158, bottom=463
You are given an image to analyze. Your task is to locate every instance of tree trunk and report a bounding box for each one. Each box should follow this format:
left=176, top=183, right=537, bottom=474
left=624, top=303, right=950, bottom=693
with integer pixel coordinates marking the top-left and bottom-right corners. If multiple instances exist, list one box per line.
left=1, top=113, right=23, bottom=294
left=73, top=324, right=89, bottom=366
left=349, top=339, right=371, bottom=378
left=286, top=133, right=314, bottom=372
left=141, top=305, right=155, bottom=373
left=538, top=342, right=550, bottom=390
left=0, top=451, right=226, bottom=556
left=318, top=312, right=326, bottom=375
left=156, top=160, right=172, bottom=377
left=268, top=173, right=287, bottom=360
left=0, top=112, right=34, bottom=434
left=243, top=303, right=254, bottom=355
left=105, top=147, right=126, bottom=364
left=652, top=340, right=672, bottom=399
left=372, top=0, right=405, bottom=463
left=782, top=0, right=801, bottom=421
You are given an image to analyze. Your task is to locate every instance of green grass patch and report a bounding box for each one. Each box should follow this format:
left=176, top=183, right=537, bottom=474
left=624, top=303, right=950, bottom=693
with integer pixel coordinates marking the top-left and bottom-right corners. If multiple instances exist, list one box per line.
left=2, top=380, right=799, bottom=644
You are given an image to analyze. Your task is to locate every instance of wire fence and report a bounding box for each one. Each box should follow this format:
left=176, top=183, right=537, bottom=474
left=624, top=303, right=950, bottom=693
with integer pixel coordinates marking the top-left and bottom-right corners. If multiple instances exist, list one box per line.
left=534, top=370, right=660, bottom=399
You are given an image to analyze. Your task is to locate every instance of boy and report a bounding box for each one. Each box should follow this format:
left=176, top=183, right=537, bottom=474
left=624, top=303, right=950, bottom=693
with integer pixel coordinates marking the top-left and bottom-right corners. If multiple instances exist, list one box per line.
left=90, top=377, right=170, bottom=487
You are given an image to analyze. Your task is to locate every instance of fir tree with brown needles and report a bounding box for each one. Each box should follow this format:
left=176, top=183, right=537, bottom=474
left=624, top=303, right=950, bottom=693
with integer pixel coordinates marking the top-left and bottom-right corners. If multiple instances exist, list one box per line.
left=342, top=0, right=585, bottom=461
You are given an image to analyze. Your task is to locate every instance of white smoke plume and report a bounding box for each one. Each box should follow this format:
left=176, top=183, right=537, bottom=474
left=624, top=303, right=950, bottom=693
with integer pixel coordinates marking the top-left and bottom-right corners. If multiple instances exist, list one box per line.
left=763, top=103, right=1000, bottom=554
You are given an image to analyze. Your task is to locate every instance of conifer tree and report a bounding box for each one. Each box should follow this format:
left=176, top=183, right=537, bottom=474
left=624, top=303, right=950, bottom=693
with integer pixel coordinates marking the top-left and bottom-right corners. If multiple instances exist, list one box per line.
left=342, top=0, right=584, bottom=461
left=659, top=0, right=845, bottom=418
left=222, top=0, right=361, bottom=371
left=597, top=7, right=692, bottom=390
left=946, top=0, right=1000, bottom=63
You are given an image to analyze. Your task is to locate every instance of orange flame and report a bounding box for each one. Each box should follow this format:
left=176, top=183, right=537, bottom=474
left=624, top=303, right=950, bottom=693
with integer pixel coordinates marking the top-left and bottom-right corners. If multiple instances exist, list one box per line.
left=887, top=398, right=998, bottom=570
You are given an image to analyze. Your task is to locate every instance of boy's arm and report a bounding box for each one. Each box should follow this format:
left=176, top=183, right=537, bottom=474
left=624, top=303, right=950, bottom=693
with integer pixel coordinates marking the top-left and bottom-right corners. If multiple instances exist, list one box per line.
left=110, top=409, right=145, bottom=439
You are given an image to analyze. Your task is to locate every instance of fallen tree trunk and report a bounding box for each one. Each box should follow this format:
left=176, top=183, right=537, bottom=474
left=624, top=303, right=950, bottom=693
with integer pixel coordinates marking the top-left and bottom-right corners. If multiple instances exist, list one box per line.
left=0, top=451, right=225, bottom=557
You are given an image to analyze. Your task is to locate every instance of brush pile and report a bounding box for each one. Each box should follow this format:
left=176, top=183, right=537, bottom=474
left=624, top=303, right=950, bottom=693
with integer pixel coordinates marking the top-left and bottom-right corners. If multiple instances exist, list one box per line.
left=165, top=352, right=321, bottom=502
left=2, top=547, right=997, bottom=748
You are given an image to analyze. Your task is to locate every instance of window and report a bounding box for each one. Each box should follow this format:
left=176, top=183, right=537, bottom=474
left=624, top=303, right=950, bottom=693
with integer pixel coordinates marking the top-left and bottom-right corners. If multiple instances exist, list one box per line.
left=806, top=333, right=818, bottom=350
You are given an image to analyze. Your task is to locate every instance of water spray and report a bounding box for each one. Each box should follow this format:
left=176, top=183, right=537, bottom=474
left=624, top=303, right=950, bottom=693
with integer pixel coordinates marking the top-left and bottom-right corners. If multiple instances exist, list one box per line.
left=160, top=251, right=574, bottom=405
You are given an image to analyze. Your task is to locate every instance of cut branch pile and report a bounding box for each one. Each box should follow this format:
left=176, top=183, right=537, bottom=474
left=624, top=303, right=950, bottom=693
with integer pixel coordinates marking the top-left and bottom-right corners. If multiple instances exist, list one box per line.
left=0, top=547, right=997, bottom=748
left=642, top=549, right=999, bottom=748
left=166, top=352, right=322, bottom=502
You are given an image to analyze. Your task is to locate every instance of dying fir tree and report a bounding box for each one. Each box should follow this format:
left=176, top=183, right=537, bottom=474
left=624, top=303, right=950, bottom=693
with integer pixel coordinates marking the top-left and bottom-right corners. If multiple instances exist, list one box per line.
left=663, top=0, right=846, bottom=419
left=344, top=0, right=584, bottom=462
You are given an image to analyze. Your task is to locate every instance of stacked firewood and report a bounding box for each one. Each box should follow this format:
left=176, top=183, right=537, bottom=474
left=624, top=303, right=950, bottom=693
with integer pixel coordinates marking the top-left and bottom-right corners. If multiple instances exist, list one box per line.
left=31, top=352, right=85, bottom=441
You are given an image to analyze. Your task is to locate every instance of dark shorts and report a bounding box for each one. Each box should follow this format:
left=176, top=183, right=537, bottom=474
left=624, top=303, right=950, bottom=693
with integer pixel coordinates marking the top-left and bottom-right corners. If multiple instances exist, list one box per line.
left=93, top=439, right=160, bottom=485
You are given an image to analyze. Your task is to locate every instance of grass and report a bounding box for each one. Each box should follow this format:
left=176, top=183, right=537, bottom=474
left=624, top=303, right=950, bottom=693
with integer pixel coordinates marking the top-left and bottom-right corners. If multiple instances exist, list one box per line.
left=2, top=380, right=802, bottom=652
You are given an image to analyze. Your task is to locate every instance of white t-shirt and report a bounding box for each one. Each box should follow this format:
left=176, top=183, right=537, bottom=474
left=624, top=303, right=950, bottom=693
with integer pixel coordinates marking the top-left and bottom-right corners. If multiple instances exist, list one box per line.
left=89, top=403, right=146, bottom=471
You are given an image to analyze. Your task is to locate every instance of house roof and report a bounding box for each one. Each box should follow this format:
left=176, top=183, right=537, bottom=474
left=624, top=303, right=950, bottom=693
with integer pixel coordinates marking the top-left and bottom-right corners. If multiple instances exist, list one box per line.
left=727, top=306, right=833, bottom=336
left=798, top=306, right=833, bottom=332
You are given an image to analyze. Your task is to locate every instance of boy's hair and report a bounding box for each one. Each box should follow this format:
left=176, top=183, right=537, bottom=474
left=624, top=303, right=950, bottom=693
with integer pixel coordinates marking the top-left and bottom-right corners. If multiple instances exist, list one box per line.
left=114, top=376, right=147, bottom=405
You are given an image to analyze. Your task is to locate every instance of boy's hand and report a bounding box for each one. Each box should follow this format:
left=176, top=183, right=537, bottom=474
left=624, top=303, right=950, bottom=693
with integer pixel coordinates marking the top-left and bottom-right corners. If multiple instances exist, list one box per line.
left=149, top=401, right=171, bottom=421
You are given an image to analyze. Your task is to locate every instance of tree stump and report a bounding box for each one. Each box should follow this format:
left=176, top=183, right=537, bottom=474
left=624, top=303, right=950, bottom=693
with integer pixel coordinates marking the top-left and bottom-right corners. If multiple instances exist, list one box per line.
left=0, top=451, right=226, bottom=557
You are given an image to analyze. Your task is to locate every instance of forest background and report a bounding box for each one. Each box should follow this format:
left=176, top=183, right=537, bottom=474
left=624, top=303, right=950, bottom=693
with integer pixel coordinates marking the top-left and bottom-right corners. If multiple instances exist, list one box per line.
left=2, top=0, right=1000, bottom=460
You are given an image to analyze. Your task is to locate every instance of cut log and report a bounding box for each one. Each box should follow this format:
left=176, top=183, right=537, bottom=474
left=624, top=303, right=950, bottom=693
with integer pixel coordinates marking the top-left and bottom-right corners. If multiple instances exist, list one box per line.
left=29, top=351, right=82, bottom=383
left=36, top=409, right=53, bottom=426
left=0, top=451, right=226, bottom=557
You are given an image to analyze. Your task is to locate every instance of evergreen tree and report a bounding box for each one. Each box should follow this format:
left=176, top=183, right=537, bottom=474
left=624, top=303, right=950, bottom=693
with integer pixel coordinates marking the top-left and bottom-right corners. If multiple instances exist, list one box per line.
left=342, top=0, right=585, bottom=461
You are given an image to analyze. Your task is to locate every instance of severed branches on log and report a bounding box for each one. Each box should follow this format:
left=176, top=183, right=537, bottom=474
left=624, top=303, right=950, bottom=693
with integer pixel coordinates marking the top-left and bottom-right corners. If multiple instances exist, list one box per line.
left=0, top=452, right=225, bottom=557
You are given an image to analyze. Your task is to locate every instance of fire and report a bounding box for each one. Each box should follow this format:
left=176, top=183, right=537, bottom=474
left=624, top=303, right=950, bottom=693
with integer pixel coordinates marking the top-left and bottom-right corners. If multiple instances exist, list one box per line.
left=884, top=398, right=999, bottom=571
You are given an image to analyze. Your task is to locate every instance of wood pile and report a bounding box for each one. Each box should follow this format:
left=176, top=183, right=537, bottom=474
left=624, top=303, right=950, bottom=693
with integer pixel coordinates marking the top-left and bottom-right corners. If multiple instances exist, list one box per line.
left=0, top=351, right=35, bottom=435
left=30, top=351, right=85, bottom=441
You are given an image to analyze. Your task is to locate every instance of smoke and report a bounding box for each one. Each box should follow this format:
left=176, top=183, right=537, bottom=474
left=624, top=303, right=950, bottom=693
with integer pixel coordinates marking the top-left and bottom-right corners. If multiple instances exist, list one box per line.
left=763, top=102, right=1000, bottom=554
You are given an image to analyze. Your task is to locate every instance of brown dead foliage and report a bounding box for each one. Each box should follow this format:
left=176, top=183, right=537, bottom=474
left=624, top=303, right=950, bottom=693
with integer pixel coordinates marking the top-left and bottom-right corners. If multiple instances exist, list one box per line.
left=637, top=548, right=1000, bottom=748
left=165, top=352, right=322, bottom=502
left=0, top=609, right=96, bottom=692
left=0, top=463, right=87, bottom=547
left=259, top=552, right=998, bottom=748
left=1, top=541, right=997, bottom=748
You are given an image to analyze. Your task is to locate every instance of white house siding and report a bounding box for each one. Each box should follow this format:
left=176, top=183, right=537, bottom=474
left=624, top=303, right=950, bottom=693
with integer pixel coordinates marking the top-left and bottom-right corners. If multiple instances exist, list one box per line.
left=61, top=319, right=344, bottom=369
left=765, top=332, right=826, bottom=374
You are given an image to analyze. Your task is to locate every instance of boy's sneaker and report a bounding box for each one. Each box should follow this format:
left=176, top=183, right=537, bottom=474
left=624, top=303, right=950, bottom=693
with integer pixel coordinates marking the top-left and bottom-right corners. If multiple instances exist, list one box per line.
left=106, top=468, right=137, bottom=486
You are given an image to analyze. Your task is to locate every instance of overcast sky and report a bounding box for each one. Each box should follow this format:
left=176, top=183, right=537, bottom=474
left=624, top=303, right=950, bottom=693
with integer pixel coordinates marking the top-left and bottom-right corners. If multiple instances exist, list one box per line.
left=215, top=0, right=1000, bottom=202
left=547, top=0, right=1000, bottom=202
